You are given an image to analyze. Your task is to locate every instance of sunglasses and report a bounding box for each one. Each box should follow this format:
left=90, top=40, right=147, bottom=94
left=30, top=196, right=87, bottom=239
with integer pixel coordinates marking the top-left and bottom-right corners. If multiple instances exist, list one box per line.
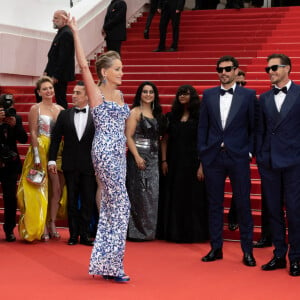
left=216, top=66, right=236, bottom=73
left=178, top=92, right=190, bottom=96
left=265, top=65, right=287, bottom=73
left=236, top=81, right=247, bottom=86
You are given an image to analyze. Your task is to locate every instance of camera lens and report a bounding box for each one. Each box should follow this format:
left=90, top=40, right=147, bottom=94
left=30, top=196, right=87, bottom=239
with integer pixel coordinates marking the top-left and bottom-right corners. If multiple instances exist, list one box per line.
left=5, top=107, right=16, bottom=117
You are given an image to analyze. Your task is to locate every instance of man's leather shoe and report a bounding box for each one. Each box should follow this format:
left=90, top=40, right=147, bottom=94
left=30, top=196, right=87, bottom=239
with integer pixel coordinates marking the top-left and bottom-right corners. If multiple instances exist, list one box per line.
left=243, top=252, right=256, bottom=267
left=202, top=248, right=223, bottom=262
left=80, top=237, right=94, bottom=246
left=261, top=256, right=286, bottom=271
left=68, top=237, right=78, bottom=245
left=228, top=223, right=238, bottom=231
left=253, top=237, right=272, bottom=248
left=5, top=233, right=16, bottom=242
left=167, top=47, right=177, bottom=52
left=152, top=48, right=165, bottom=52
left=290, top=261, right=300, bottom=276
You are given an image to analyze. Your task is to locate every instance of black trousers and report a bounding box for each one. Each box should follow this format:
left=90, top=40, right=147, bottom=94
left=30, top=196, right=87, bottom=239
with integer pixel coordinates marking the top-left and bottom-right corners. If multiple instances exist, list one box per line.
left=0, top=168, right=18, bottom=234
left=106, top=39, right=122, bottom=55
left=54, top=80, right=68, bottom=109
left=64, top=170, right=97, bottom=239
left=158, top=5, right=181, bottom=50
left=145, top=0, right=159, bottom=31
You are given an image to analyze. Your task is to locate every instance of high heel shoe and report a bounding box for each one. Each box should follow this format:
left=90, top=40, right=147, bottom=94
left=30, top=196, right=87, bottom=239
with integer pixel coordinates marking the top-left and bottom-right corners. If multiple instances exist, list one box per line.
left=102, top=275, right=115, bottom=280
left=114, top=274, right=130, bottom=282
left=41, top=234, right=50, bottom=242
left=47, top=220, right=61, bottom=240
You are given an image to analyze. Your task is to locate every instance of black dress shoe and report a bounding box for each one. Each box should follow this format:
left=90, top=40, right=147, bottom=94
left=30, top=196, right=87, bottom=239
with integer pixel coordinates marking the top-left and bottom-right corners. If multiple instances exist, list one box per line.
left=243, top=252, right=256, bottom=267
left=144, top=30, right=149, bottom=39
left=261, top=256, right=286, bottom=271
left=202, top=248, right=223, bottom=262
left=228, top=223, right=239, bottom=231
left=290, top=261, right=300, bottom=276
left=167, top=47, right=177, bottom=52
left=253, top=237, right=272, bottom=248
left=68, top=237, right=78, bottom=245
left=80, top=237, right=94, bottom=246
left=152, top=48, right=165, bottom=52
left=5, top=233, right=16, bottom=242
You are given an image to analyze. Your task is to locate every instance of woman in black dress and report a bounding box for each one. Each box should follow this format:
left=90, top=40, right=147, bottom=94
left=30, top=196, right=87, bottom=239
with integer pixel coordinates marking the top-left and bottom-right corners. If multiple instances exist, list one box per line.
left=126, top=81, right=165, bottom=241
left=159, top=85, right=209, bottom=243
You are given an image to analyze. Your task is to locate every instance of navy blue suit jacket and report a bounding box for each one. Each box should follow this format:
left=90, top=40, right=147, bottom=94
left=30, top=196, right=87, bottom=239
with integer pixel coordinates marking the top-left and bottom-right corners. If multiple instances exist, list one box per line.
left=198, top=85, right=256, bottom=167
left=256, top=81, right=300, bottom=169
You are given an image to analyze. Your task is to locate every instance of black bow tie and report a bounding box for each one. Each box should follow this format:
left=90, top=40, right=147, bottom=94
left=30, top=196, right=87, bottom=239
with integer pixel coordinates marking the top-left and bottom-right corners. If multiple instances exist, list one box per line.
left=273, top=86, right=287, bottom=95
left=75, top=108, right=86, bottom=113
left=220, top=88, right=233, bottom=96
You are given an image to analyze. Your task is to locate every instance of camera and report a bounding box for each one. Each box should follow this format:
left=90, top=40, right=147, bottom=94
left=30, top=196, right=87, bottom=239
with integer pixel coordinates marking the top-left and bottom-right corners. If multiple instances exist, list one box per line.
left=0, top=94, right=16, bottom=117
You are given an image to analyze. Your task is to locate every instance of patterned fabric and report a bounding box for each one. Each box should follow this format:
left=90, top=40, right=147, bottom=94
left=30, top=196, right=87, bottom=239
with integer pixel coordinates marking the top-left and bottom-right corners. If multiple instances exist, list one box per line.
left=89, top=99, right=130, bottom=276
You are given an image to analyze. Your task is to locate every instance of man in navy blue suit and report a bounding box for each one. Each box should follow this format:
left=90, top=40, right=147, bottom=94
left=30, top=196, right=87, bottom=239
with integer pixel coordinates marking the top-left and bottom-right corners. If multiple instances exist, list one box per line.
left=198, top=55, right=256, bottom=267
left=257, top=53, right=300, bottom=276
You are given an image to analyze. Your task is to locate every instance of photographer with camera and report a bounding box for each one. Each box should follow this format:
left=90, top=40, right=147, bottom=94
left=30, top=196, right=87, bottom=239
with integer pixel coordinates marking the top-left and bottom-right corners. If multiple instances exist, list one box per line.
left=0, top=94, right=28, bottom=242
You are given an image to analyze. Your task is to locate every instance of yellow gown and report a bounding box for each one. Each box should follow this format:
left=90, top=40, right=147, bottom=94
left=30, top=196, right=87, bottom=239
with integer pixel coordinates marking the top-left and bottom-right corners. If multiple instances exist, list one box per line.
left=17, top=114, right=67, bottom=242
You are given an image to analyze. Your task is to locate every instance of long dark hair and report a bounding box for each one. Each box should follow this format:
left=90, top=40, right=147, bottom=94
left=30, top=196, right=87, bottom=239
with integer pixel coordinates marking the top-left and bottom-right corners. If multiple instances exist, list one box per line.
left=171, top=85, right=200, bottom=120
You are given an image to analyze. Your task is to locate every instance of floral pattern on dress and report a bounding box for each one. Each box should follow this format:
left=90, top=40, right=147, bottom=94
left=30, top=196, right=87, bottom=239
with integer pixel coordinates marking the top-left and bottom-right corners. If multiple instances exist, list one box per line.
left=89, top=100, right=130, bottom=276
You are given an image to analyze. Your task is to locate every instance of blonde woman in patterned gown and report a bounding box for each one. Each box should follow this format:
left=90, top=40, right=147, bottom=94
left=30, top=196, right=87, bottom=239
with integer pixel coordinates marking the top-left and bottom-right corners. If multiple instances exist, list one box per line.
left=67, top=16, right=130, bottom=282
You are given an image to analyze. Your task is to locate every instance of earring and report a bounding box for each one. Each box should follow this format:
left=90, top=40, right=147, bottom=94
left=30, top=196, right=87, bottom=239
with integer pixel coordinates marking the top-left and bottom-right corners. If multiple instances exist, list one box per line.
left=102, top=76, right=107, bottom=85
left=152, top=101, right=154, bottom=110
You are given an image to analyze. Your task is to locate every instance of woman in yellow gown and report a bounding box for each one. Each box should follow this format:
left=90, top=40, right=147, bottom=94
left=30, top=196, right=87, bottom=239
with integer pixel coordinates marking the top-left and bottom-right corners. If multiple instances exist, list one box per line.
left=17, top=76, right=67, bottom=242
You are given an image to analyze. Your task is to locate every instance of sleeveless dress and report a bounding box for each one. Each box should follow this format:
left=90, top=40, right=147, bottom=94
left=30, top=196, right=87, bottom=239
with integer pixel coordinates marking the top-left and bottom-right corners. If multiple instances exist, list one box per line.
left=126, top=114, right=160, bottom=241
left=17, top=109, right=67, bottom=241
left=89, top=97, right=130, bottom=277
left=158, top=112, right=209, bottom=243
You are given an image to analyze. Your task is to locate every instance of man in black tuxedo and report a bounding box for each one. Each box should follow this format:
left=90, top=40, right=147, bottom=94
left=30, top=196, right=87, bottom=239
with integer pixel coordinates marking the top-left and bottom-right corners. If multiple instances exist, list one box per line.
left=48, top=81, right=96, bottom=246
left=198, top=55, right=256, bottom=267
left=153, top=0, right=185, bottom=52
left=102, top=0, right=127, bottom=54
left=0, top=94, right=28, bottom=241
left=257, top=54, right=300, bottom=276
left=44, top=10, right=75, bottom=109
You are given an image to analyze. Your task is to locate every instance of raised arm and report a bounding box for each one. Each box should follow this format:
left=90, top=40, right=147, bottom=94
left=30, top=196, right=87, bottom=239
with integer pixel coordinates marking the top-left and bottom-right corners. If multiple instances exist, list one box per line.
left=66, top=16, right=102, bottom=108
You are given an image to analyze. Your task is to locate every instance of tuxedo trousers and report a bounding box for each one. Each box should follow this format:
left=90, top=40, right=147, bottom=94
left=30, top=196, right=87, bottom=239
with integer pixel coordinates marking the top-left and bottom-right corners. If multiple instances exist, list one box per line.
left=64, top=170, right=96, bottom=238
left=203, top=150, right=253, bottom=253
left=259, top=163, right=300, bottom=261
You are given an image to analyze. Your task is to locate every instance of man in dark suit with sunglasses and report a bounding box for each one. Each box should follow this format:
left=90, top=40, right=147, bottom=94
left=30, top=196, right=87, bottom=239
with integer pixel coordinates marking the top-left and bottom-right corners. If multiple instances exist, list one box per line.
left=257, top=53, right=300, bottom=276
left=198, top=55, right=256, bottom=267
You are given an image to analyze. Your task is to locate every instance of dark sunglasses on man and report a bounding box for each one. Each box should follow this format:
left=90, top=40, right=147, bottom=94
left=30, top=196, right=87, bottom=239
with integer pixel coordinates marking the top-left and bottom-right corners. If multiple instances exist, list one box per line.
left=265, top=64, right=286, bottom=74
left=236, top=81, right=247, bottom=86
left=216, top=66, right=236, bottom=73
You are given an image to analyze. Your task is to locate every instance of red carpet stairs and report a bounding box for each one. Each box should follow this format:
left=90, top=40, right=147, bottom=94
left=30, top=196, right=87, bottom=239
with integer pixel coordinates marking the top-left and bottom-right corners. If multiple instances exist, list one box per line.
left=2, top=6, right=300, bottom=241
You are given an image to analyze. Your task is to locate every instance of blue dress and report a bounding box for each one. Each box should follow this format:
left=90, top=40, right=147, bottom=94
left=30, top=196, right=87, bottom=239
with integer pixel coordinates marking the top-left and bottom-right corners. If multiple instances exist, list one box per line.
left=89, top=98, right=130, bottom=277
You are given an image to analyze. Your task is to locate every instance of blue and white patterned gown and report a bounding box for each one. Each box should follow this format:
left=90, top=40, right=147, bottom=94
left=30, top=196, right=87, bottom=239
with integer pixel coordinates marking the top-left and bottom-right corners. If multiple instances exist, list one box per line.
left=89, top=96, right=130, bottom=277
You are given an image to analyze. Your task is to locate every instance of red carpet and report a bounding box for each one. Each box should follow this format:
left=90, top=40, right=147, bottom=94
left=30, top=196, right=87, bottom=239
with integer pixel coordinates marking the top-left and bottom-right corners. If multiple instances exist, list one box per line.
left=2, top=6, right=300, bottom=244
left=0, top=227, right=298, bottom=300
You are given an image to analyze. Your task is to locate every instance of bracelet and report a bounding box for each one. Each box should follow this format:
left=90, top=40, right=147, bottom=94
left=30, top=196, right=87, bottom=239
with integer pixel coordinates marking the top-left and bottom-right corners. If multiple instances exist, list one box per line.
left=161, top=160, right=167, bottom=163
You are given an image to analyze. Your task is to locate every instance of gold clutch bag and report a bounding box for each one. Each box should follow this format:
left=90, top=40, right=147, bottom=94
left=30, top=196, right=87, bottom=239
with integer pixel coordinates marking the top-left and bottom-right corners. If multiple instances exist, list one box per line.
left=26, top=168, right=45, bottom=185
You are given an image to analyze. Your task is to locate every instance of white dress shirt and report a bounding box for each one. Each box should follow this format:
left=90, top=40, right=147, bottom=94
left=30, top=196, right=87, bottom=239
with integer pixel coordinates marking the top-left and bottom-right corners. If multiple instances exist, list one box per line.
left=274, top=80, right=291, bottom=112
left=220, top=84, right=236, bottom=129
left=74, top=105, right=89, bottom=141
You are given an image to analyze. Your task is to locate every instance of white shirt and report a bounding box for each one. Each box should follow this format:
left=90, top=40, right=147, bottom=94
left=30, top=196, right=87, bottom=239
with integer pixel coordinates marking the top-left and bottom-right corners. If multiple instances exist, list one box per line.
left=274, top=80, right=291, bottom=112
left=220, top=84, right=236, bottom=129
left=74, top=105, right=89, bottom=141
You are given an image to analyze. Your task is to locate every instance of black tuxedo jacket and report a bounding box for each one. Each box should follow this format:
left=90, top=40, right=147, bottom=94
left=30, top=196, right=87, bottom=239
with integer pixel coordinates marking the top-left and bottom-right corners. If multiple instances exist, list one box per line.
left=0, top=115, right=28, bottom=174
left=103, top=0, right=127, bottom=41
left=158, top=0, right=185, bottom=11
left=49, top=107, right=95, bottom=174
left=44, top=25, right=75, bottom=82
